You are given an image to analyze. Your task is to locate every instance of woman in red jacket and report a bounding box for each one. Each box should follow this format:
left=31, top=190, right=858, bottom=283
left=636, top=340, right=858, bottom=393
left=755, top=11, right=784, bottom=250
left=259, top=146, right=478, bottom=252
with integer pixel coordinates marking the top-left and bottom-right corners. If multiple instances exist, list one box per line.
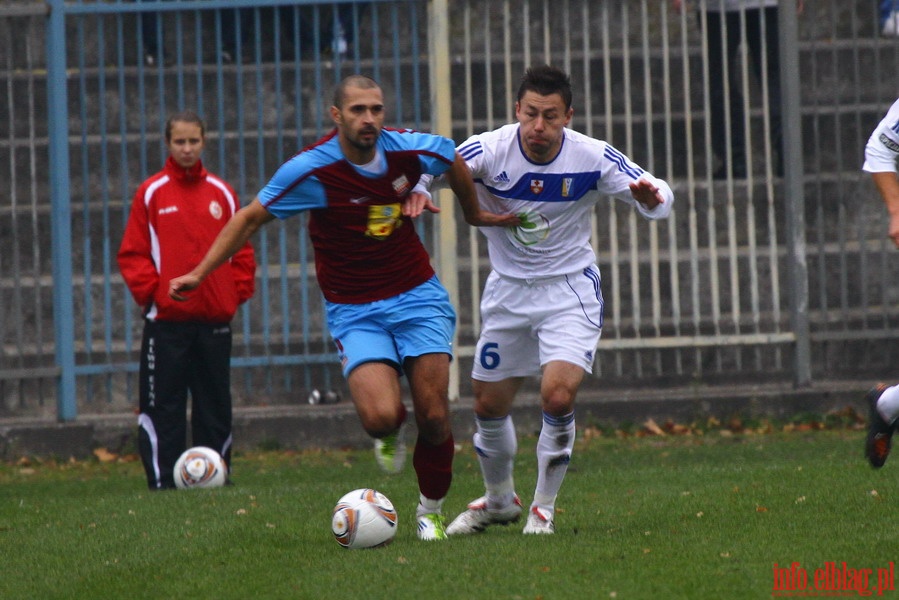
left=118, top=110, right=256, bottom=490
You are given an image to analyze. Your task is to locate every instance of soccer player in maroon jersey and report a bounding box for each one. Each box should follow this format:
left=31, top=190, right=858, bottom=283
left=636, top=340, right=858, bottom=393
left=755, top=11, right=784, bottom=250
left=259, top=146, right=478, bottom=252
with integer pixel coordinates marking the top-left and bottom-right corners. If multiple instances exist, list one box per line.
left=169, top=75, right=517, bottom=540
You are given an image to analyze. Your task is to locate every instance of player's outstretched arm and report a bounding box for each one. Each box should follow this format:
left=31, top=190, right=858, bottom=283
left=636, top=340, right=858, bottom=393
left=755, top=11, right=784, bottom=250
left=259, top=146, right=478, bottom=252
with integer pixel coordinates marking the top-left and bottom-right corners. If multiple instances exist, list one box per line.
left=404, top=174, right=442, bottom=218
left=402, top=190, right=440, bottom=218
left=872, top=171, right=899, bottom=248
left=445, top=152, right=520, bottom=228
left=169, top=198, right=274, bottom=301
left=629, top=176, right=674, bottom=219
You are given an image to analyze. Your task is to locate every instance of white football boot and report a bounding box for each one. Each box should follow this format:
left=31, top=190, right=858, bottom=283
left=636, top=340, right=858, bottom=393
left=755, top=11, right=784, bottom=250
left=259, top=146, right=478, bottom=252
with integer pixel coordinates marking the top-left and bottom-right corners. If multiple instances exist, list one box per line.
left=416, top=512, right=448, bottom=541
left=522, top=505, right=555, bottom=535
left=445, top=494, right=523, bottom=535
left=373, top=421, right=407, bottom=474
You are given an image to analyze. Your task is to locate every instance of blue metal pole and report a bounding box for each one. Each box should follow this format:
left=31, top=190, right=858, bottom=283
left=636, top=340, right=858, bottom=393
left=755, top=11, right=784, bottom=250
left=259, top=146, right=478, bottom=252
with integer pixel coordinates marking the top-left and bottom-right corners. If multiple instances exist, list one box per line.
left=779, top=0, right=810, bottom=387
left=47, top=0, right=78, bottom=421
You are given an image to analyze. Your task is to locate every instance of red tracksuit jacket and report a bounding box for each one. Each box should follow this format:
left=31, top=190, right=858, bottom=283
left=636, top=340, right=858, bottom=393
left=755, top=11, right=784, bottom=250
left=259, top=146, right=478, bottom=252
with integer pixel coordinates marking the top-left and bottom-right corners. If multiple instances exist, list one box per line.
left=118, top=157, right=256, bottom=323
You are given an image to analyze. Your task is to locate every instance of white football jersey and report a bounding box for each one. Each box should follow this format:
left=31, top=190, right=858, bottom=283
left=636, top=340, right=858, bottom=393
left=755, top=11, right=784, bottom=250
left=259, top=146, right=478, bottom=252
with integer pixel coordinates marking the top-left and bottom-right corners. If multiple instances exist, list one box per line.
left=457, top=123, right=673, bottom=279
left=863, top=97, right=899, bottom=174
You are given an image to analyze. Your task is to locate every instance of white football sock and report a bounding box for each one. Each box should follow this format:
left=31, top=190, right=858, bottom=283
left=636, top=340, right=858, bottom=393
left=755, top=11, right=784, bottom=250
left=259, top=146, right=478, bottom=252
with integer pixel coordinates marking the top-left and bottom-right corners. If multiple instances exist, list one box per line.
left=877, top=385, right=899, bottom=424
left=417, top=494, right=444, bottom=517
left=532, top=411, right=575, bottom=511
left=473, top=415, right=517, bottom=508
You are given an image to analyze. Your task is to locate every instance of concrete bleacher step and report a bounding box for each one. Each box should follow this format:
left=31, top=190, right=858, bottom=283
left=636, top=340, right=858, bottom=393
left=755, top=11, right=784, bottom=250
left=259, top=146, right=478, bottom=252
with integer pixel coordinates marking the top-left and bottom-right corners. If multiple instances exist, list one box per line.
left=3, top=1, right=899, bottom=419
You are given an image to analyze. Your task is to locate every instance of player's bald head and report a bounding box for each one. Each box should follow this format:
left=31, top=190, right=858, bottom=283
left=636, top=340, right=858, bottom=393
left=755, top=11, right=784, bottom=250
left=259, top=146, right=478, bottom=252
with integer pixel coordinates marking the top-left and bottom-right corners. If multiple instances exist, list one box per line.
left=333, top=75, right=381, bottom=108
left=517, top=65, right=573, bottom=111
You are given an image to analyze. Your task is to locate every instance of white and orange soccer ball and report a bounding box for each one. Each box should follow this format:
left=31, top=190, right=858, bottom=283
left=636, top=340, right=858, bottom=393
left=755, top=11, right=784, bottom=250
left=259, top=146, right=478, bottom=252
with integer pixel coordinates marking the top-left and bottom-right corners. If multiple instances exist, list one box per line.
left=173, top=446, right=228, bottom=489
left=331, top=488, right=398, bottom=549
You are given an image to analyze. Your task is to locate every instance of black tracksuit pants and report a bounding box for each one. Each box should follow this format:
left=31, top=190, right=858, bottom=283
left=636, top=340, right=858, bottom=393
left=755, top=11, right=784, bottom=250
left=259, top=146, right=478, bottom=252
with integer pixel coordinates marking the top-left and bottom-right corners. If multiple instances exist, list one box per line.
left=137, top=319, right=234, bottom=490
left=703, top=6, right=783, bottom=177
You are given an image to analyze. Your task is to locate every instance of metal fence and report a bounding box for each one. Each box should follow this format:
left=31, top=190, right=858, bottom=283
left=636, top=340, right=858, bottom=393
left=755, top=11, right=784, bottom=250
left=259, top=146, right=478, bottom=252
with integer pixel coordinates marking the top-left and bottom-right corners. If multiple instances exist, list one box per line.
left=1, top=0, right=898, bottom=421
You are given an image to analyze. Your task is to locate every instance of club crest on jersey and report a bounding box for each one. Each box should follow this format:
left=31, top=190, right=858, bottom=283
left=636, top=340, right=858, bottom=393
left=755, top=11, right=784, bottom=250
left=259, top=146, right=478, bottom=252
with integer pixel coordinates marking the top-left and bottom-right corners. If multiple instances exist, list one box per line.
left=530, top=179, right=544, bottom=194
left=208, top=200, right=223, bottom=219
left=392, top=174, right=411, bottom=196
left=562, top=177, right=573, bottom=197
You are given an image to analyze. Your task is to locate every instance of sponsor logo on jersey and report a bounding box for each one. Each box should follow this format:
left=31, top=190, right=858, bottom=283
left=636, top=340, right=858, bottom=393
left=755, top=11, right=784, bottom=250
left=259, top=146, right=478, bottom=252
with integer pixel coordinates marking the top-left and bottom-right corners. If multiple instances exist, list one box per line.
left=208, top=200, right=223, bottom=219
left=530, top=179, right=544, bottom=194
left=158, top=206, right=179, bottom=215
left=493, top=171, right=511, bottom=183
left=392, top=174, right=411, bottom=196
left=365, top=203, right=402, bottom=240
left=562, top=177, right=573, bottom=197
left=349, top=196, right=371, bottom=205
left=511, top=211, right=550, bottom=246
left=880, top=132, right=899, bottom=153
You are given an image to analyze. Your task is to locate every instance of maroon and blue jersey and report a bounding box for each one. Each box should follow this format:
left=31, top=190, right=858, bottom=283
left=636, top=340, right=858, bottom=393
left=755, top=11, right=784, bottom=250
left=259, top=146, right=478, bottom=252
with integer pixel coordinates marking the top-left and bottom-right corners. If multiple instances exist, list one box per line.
left=258, top=128, right=456, bottom=303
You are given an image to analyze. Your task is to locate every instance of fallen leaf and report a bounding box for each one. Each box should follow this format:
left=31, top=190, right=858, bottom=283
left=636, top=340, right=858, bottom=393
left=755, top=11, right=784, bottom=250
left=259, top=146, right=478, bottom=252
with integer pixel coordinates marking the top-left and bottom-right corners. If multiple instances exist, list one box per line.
left=644, top=419, right=665, bottom=436
left=667, top=422, right=692, bottom=435
left=93, top=448, right=118, bottom=463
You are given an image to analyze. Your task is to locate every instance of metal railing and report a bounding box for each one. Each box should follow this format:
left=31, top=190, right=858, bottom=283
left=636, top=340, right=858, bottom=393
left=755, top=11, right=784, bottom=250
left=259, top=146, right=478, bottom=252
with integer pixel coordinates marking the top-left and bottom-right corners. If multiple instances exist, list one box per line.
left=1, top=0, right=897, bottom=421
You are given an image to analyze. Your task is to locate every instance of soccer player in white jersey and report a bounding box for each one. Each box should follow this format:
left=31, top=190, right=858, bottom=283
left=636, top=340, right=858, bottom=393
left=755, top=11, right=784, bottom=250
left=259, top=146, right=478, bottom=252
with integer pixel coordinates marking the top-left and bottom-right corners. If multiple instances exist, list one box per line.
left=862, top=97, right=899, bottom=468
left=418, top=65, right=674, bottom=535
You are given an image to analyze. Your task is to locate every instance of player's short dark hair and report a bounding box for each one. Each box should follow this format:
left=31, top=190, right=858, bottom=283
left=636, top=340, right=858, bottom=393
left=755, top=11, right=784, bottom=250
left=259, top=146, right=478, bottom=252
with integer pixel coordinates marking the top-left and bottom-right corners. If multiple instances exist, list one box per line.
left=333, top=75, right=381, bottom=108
left=165, top=110, right=205, bottom=142
left=517, top=65, right=573, bottom=110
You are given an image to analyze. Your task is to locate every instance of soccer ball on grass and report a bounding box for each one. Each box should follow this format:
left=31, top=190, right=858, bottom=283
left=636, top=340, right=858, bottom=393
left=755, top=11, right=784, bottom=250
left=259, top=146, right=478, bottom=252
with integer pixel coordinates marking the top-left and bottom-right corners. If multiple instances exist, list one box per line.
left=173, top=446, right=228, bottom=489
left=331, top=488, right=398, bottom=549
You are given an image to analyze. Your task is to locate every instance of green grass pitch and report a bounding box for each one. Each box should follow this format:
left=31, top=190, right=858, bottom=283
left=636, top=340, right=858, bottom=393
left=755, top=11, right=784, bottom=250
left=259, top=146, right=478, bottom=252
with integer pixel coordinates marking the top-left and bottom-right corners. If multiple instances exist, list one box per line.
left=1, top=428, right=896, bottom=599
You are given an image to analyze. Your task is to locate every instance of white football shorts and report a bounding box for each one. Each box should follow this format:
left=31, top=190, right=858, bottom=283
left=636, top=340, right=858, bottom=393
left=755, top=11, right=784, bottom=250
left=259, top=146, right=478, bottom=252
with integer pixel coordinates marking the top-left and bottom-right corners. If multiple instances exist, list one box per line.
left=471, top=266, right=604, bottom=382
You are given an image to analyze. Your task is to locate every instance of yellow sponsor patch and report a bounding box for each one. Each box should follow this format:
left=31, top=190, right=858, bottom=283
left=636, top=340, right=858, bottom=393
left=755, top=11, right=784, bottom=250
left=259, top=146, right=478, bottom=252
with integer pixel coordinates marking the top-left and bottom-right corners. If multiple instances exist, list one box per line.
left=365, top=203, right=402, bottom=239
